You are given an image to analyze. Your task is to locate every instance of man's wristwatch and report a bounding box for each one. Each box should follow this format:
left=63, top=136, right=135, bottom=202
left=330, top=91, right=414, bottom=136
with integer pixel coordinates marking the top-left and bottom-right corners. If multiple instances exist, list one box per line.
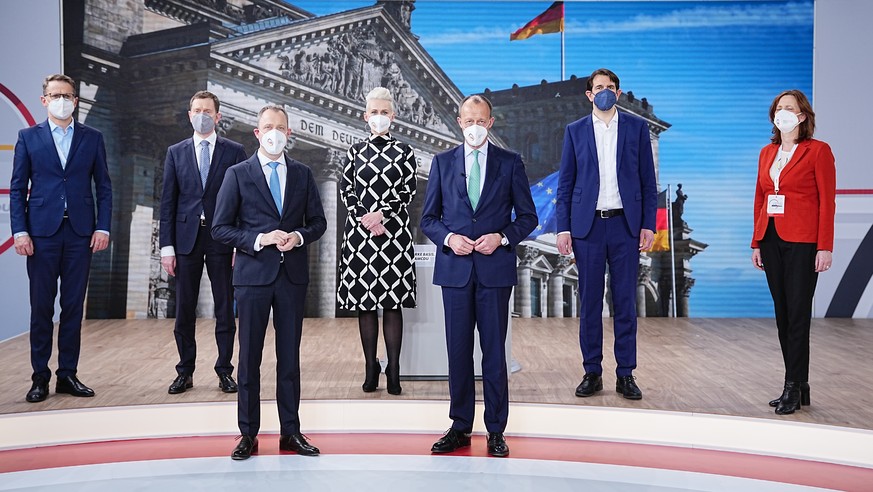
left=499, top=233, right=509, bottom=247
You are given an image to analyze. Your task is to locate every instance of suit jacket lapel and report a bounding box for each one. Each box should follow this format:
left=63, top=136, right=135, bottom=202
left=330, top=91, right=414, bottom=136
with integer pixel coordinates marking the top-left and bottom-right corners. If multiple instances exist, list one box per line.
left=616, top=112, right=627, bottom=173
left=66, top=122, right=85, bottom=166
left=207, top=138, right=227, bottom=191
left=281, top=154, right=294, bottom=217
left=246, top=157, right=279, bottom=217
left=182, top=139, right=203, bottom=193
left=777, top=141, right=809, bottom=181
left=477, top=146, right=500, bottom=210
left=37, top=121, right=64, bottom=171
left=453, top=146, right=472, bottom=210
left=583, top=117, right=597, bottom=167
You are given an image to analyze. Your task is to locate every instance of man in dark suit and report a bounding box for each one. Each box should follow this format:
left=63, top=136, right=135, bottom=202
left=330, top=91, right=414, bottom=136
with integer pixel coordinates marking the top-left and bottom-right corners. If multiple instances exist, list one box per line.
left=421, top=95, right=537, bottom=457
left=555, top=68, right=657, bottom=400
left=10, top=74, right=112, bottom=403
left=212, top=104, right=326, bottom=460
left=160, top=91, right=247, bottom=395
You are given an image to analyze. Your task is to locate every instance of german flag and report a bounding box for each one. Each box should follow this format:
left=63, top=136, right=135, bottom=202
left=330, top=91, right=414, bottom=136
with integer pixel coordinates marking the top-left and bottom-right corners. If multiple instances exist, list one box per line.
left=510, top=2, right=564, bottom=41
left=650, top=190, right=671, bottom=252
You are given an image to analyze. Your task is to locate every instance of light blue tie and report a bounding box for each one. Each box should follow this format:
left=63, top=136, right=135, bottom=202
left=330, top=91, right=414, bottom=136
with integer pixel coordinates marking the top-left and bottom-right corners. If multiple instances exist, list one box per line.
left=468, top=149, right=481, bottom=210
left=199, top=140, right=210, bottom=188
left=267, top=161, right=282, bottom=212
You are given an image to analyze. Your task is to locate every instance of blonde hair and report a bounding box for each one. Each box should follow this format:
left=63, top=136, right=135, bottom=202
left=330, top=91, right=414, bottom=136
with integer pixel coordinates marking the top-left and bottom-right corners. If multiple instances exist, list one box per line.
left=365, top=87, right=394, bottom=112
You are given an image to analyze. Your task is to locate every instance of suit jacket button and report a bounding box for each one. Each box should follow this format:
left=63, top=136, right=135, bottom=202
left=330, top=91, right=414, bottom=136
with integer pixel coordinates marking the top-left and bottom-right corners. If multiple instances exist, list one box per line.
left=472, top=218, right=477, bottom=223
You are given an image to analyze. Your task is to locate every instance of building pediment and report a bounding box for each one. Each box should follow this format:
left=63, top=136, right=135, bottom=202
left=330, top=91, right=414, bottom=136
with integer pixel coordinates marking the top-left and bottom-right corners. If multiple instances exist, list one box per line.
left=212, top=5, right=463, bottom=140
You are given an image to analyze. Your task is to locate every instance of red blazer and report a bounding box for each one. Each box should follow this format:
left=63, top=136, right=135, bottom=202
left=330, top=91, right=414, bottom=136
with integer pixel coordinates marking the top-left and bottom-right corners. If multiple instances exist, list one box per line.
left=751, top=139, right=836, bottom=251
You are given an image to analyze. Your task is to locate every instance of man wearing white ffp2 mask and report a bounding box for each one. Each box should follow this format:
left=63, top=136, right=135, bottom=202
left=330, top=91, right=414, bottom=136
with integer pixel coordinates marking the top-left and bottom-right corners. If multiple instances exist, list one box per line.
left=212, top=103, right=327, bottom=461
left=421, top=94, right=538, bottom=458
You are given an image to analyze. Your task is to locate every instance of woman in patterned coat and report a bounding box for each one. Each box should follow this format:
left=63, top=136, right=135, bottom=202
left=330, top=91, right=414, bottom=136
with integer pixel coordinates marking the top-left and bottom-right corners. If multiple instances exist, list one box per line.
left=338, top=87, right=417, bottom=395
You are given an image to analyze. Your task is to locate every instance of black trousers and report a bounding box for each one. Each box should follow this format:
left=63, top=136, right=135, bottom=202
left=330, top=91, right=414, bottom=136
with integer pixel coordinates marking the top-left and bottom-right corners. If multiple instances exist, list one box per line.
left=173, top=225, right=235, bottom=377
left=759, top=219, right=818, bottom=382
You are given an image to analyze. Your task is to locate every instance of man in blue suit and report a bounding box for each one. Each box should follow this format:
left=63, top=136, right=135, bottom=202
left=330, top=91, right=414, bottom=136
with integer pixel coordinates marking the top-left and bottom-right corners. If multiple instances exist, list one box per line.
left=212, top=104, right=326, bottom=460
left=10, top=74, right=112, bottom=403
left=556, top=68, right=657, bottom=400
left=160, top=91, right=247, bottom=395
left=422, top=95, right=537, bottom=457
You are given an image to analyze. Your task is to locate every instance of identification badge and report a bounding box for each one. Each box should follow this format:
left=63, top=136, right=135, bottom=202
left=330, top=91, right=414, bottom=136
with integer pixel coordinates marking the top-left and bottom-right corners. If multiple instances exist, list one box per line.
left=767, top=194, right=785, bottom=216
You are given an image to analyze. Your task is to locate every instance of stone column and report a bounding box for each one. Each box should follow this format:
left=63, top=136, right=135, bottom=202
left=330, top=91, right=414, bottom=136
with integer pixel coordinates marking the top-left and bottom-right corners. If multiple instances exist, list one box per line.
left=637, top=257, right=652, bottom=318
left=548, top=255, right=571, bottom=318
left=313, top=150, right=342, bottom=318
left=515, top=246, right=537, bottom=318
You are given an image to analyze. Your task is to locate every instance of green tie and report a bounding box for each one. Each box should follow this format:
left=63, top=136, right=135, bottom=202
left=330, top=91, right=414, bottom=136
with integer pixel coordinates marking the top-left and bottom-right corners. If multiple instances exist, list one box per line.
left=468, top=149, right=481, bottom=209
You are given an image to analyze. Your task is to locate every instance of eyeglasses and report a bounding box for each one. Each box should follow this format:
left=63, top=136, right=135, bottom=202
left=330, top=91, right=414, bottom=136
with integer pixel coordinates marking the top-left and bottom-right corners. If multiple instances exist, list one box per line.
left=44, top=93, right=76, bottom=101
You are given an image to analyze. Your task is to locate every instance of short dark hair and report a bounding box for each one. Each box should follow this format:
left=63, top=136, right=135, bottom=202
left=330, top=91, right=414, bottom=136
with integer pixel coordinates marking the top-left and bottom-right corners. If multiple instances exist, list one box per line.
left=42, top=74, right=76, bottom=95
left=769, top=89, right=815, bottom=144
left=258, top=103, right=288, bottom=123
left=189, top=90, right=220, bottom=112
left=586, top=68, right=620, bottom=92
left=458, top=94, right=492, bottom=117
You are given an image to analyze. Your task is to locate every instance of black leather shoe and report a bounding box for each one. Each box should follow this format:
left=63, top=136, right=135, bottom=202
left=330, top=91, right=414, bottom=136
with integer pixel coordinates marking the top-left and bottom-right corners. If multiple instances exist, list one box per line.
left=26, top=377, right=49, bottom=403
left=487, top=432, right=509, bottom=457
left=231, top=435, right=258, bottom=460
left=362, top=361, right=380, bottom=393
left=575, top=373, right=603, bottom=397
left=616, top=375, right=642, bottom=400
left=431, top=428, right=472, bottom=454
left=218, top=373, right=238, bottom=393
left=385, top=362, right=402, bottom=395
left=279, top=433, right=320, bottom=456
left=55, top=375, right=95, bottom=397
left=168, top=374, right=193, bottom=394
left=770, top=382, right=809, bottom=407
left=775, top=381, right=803, bottom=415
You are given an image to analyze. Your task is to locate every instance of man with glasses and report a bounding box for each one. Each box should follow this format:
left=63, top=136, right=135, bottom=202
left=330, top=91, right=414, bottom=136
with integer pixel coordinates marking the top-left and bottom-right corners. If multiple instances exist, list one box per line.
left=421, top=95, right=537, bottom=457
left=10, top=74, right=112, bottom=403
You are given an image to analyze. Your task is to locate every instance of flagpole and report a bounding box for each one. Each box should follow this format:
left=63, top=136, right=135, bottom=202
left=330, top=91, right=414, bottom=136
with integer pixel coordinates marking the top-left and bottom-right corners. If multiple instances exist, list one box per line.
left=561, top=25, right=565, bottom=81
left=667, top=184, right=678, bottom=317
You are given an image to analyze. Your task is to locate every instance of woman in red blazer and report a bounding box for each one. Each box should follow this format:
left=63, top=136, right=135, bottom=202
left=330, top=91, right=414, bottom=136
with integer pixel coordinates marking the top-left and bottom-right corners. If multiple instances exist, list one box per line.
left=751, top=89, right=836, bottom=415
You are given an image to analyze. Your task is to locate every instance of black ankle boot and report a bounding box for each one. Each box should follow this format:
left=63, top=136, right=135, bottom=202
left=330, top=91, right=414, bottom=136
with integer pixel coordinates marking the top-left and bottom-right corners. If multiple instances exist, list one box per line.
left=770, top=382, right=810, bottom=407
left=362, top=361, right=380, bottom=392
left=385, top=361, right=402, bottom=395
left=775, top=381, right=802, bottom=415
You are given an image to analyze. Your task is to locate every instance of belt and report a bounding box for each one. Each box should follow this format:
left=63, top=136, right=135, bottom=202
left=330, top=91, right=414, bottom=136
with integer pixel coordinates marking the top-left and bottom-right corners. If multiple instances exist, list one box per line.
left=596, top=208, right=623, bottom=219
left=279, top=251, right=285, bottom=263
left=63, top=210, right=69, bottom=219
left=200, top=217, right=207, bottom=227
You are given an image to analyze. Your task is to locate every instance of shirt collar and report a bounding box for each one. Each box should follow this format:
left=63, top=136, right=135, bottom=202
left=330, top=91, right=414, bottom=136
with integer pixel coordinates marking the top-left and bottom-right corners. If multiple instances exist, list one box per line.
left=48, top=118, right=74, bottom=135
left=592, top=110, right=619, bottom=129
left=257, top=149, right=286, bottom=167
left=193, top=131, right=217, bottom=148
left=464, top=140, right=489, bottom=160
left=368, top=133, right=392, bottom=142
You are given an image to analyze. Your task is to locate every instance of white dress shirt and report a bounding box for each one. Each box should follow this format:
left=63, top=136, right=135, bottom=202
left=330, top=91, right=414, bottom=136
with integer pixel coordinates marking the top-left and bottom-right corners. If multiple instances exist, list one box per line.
left=192, top=131, right=217, bottom=172
left=160, top=132, right=218, bottom=257
left=444, top=141, right=489, bottom=246
left=594, top=111, right=622, bottom=210
left=557, top=111, right=622, bottom=237
left=254, top=150, right=303, bottom=251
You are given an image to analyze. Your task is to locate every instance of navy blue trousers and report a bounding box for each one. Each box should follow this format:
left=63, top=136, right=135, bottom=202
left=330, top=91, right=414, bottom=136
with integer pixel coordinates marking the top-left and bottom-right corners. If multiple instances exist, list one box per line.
left=573, top=215, right=639, bottom=377
left=27, top=219, right=92, bottom=381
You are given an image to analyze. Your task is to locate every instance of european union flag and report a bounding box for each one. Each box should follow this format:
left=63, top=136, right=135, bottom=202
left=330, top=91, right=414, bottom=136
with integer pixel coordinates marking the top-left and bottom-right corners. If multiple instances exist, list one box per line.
left=525, top=170, right=560, bottom=239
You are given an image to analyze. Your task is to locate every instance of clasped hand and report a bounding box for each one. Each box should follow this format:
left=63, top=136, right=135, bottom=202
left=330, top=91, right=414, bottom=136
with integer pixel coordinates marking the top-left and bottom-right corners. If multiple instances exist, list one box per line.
left=361, top=211, right=386, bottom=236
left=449, top=233, right=502, bottom=256
left=260, top=230, right=300, bottom=251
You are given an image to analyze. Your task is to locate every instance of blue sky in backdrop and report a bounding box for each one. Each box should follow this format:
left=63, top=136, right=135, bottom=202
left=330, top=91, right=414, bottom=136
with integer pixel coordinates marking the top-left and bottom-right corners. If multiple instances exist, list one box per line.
left=288, top=1, right=814, bottom=316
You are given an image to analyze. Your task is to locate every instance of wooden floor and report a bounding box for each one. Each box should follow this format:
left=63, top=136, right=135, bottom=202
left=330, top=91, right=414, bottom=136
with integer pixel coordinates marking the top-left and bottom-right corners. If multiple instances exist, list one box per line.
left=1, top=317, right=872, bottom=431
